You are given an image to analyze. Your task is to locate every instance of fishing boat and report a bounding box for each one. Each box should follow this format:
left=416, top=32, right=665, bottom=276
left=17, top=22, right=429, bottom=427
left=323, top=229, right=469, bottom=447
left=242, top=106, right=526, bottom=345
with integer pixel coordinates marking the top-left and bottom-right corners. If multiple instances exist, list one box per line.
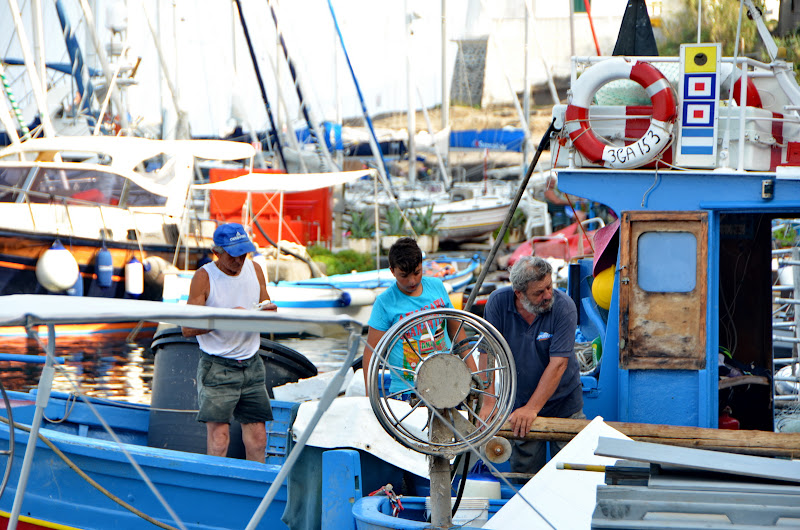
left=162, top=254, right=482, bottom=327
left=0, top=295, right=362, bottom=530
left=406, top=195, right=513, bottom=244
left=528, top=1, right=800, bottom=438
left=0, top=136, right=254, bottom=308
left=0, top=294, right=520, bottom=530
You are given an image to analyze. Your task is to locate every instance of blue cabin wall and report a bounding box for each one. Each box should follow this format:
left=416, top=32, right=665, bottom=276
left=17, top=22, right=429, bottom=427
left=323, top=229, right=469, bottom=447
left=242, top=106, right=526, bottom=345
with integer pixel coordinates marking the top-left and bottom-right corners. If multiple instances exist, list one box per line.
left=559, top=168, right=800, bottom=428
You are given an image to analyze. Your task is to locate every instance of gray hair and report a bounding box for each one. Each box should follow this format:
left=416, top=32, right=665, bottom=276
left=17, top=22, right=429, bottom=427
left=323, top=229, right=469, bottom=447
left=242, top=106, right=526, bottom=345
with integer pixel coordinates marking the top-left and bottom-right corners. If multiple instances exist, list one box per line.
left=211, top=245, right=225, bottom=255
left=509, top=256, right=552, bottom=292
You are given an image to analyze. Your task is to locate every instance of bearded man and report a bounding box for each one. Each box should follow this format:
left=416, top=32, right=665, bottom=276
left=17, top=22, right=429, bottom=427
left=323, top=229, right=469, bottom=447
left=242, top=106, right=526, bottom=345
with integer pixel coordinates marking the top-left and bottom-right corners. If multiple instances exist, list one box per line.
left=483, top=255, right=585, bottom=476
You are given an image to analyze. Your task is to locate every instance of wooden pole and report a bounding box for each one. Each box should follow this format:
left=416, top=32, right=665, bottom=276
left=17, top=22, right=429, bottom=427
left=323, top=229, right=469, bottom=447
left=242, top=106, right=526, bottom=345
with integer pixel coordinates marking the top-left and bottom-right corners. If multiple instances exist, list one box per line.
left=497, top=417, right=800, bottom=458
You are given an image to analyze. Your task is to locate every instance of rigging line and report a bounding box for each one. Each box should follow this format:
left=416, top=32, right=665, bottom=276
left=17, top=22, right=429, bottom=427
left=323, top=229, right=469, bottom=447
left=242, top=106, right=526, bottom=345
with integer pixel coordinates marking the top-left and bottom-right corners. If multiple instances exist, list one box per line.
left=0, top=416, right=179, bottom=530
left=51, top=368, right=188, bottom=529
left=232, top=0, right=287, bottom=171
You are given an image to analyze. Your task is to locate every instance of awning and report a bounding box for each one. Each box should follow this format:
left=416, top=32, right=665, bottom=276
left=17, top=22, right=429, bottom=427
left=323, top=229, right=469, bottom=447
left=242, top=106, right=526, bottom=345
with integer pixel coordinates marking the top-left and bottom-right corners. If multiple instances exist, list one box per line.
left=192, top=169, right=374, bottom=193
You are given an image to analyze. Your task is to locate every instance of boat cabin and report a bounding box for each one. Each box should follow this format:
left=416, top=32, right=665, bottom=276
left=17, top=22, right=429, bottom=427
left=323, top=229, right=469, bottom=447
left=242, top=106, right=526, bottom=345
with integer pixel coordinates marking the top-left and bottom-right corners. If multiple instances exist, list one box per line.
left=553, top=42, right=800, bottom=431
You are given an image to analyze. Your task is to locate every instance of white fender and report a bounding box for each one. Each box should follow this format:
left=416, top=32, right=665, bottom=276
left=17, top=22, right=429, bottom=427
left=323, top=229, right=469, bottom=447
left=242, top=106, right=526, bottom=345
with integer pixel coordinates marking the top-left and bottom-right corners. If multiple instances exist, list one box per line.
left=36, top=240, right=79, bottom=292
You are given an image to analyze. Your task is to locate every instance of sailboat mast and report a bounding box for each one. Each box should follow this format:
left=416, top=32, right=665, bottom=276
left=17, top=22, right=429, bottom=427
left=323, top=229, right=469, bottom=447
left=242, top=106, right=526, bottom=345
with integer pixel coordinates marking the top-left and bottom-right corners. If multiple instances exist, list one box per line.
left=232, top=0, right=287, bottom=171
left=141, top=3, right=190, bottom=140
left=265, top=0, right=336, bottom=171
left=326, top=0, right=393, bottom=192
left=76, top=0, right=129, bottom=130
left=6, top=0, right=56, bottom=136
left=32, top=0, right=46, bottom=96
left=55, top=0, right=97, bottom=128
left=405, top=0, right=416, bottom=187
left=441, top=0, right=450, bottom=177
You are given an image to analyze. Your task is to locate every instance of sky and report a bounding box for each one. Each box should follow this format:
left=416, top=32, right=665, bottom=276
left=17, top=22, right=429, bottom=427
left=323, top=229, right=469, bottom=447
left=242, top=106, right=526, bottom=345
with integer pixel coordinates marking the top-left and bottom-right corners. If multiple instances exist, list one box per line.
left=1, top=0, right=628, bottom=138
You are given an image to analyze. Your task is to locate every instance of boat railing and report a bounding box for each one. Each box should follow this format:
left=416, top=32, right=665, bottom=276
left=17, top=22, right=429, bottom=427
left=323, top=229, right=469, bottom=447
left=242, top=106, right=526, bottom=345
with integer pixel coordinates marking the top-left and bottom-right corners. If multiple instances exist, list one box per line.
left=567, top=54, right=800, bottom=173
left=772, top=246, right=800, bottom=412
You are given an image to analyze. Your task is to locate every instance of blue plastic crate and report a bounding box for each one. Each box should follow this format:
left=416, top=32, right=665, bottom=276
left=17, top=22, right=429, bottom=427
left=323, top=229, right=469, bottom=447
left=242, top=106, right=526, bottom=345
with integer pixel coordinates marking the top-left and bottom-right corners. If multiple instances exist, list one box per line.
left=264, top=400, right=300, bottom=465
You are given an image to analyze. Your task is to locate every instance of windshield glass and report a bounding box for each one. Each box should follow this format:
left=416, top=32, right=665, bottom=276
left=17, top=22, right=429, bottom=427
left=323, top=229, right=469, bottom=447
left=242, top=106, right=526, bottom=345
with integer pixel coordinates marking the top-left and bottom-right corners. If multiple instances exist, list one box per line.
left=0, top=166, right=166, bottom=206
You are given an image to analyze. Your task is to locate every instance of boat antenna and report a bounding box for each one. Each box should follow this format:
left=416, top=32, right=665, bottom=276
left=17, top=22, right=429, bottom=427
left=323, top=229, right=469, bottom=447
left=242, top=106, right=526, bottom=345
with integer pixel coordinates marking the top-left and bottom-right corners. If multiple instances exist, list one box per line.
left=232, top=0, right=288, bottom=171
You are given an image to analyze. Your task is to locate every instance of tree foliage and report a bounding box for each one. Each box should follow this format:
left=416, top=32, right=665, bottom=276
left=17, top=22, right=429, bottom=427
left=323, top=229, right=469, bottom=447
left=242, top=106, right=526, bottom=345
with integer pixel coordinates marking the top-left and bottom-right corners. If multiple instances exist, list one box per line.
left=658, top=0, right=765, bottom=57
left=307, top=245, right=374, bottom=274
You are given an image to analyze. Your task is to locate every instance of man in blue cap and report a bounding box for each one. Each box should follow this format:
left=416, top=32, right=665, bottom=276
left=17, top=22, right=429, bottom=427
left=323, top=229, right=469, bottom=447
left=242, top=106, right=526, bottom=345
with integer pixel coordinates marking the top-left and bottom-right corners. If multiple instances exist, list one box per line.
left=182, top=223, right=277, bottom=462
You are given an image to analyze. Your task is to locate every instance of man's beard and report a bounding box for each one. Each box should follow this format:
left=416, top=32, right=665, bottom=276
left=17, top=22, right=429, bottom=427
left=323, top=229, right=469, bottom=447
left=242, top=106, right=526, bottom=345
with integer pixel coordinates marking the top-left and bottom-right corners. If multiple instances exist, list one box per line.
left=520, top=295, right=553, bottom=315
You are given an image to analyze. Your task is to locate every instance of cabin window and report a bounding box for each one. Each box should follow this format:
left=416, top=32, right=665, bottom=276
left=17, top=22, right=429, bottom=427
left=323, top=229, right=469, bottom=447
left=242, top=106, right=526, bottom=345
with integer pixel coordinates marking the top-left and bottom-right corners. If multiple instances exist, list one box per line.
left=573, top=0, right=587, bottom=13
left=0, top=167, right=28, bottom=189
left=637, top=232, right=697, bottom=292
left=22, top=167, right=166, bottom=207
left=0, top=167, right=30, bottom=202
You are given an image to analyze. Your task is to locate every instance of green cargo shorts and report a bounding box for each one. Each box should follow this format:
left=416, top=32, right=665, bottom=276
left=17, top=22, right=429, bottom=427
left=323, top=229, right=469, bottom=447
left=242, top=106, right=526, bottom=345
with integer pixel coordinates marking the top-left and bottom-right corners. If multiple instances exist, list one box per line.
left=196, top=351, right=274, bottom=424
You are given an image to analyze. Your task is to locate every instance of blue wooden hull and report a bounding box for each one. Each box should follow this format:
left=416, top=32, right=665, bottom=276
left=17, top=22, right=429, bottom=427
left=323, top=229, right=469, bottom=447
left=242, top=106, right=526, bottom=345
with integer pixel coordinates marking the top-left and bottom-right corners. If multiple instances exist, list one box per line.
left=0, top=391, right=289, bottom=529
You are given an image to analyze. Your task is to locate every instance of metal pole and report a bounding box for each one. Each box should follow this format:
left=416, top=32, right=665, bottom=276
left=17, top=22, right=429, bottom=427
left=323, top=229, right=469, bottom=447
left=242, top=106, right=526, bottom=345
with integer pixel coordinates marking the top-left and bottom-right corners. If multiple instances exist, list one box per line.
left=522, top=2, right=531, bottom=178
left=441, top=0, right=450, bottom=176
left=792, top=247, right=800, bottom=399
left=8, top=324, right=57, bottom=529
left=568, top=0, right=575, bottom=57
left=406, top=2, right=417, bottom=187
left=6, top=0, right=56, bottom=136
left=245, top=329, right=360, bottom=529
left=428, top=417, right=453, bottom=529
left=32, top=0, right=46, bottom=96
left=696, top=0, right=702, bottom=44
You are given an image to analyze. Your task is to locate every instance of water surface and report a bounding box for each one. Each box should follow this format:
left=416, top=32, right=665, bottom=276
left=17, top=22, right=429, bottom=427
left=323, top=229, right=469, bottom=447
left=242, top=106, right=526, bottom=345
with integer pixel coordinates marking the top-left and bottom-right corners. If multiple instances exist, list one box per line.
left=0, top=331, right=353, bottom=405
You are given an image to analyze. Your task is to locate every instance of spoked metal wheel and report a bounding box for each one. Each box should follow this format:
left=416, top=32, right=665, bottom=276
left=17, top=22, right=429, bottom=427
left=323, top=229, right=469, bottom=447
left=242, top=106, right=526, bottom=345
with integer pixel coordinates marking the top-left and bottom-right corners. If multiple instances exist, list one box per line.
left=368, top=308, right=516, bottom=457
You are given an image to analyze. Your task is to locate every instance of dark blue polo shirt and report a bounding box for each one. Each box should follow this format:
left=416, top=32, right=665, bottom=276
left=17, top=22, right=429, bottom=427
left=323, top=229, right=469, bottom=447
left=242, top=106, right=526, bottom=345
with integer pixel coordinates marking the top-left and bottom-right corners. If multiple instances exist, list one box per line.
left=484, top=286, right=583, bottom=417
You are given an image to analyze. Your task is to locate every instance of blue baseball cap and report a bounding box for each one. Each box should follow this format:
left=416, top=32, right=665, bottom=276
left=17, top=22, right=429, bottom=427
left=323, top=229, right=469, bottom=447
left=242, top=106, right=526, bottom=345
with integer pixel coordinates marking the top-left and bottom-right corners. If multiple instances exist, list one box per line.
left=213, top=223, right=256, bottom=257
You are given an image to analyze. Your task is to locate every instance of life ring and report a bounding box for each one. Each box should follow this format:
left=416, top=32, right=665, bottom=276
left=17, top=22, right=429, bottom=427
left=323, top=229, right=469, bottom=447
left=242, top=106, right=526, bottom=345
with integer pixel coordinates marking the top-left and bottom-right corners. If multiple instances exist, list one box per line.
left=565, top=58, right=677, bottom=169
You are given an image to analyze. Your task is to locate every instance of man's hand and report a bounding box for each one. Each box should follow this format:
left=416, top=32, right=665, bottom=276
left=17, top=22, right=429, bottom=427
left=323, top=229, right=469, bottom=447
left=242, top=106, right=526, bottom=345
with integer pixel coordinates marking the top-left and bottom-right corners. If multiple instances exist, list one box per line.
left=507, top=404, right=538, bottom=438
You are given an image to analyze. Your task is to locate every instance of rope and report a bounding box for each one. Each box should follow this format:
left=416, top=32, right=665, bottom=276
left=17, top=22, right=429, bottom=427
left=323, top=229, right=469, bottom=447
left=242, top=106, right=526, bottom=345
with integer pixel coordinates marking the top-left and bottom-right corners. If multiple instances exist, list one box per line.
left=43, top=391, right=78, bottom=424
left=0, top=415, right=178, bottom=530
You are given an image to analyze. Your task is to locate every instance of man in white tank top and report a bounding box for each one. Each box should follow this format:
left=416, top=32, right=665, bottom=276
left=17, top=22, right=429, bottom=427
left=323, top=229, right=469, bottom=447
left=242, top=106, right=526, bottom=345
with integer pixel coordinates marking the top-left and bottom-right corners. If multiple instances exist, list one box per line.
left=182, top=223, right=277, bottom=462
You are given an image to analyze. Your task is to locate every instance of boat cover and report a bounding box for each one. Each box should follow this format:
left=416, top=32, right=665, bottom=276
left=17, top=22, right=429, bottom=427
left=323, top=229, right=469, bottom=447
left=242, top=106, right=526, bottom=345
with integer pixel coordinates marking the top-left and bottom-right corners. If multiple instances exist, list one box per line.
left=193, top=169, right=373, bottom=193
left=0, top=295, right=361, bottom=337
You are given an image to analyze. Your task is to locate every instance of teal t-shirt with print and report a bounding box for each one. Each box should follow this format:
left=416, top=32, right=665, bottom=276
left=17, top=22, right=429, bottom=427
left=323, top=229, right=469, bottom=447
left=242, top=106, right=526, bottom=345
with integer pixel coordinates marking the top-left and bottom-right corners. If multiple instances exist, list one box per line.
left=368, top=276, right=454, bottom=394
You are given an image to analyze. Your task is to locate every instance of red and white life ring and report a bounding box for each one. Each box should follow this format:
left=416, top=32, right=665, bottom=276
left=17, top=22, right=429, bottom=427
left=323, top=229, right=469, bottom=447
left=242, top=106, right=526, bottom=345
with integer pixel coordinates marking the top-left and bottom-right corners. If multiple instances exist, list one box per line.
left=565, top=58, right=677, bottom=169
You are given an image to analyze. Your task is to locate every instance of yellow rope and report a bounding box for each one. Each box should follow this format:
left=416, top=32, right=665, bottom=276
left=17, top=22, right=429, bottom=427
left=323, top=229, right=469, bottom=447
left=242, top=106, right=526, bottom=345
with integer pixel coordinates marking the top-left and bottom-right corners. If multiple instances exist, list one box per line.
left=0, top=416, right=178, bottom=530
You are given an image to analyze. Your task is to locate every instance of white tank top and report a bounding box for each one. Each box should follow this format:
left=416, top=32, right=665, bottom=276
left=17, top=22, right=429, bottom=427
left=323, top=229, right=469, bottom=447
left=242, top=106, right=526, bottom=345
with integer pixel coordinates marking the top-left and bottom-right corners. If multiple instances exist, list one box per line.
left=196, top=260, right=260, bottom=360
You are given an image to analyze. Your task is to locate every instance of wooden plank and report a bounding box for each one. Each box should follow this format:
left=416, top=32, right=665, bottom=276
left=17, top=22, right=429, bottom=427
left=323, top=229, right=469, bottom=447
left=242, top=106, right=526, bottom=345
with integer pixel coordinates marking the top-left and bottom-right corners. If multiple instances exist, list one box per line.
left=594, top=436, right=800, bottom=483
left=497, top=417, right=800, bottom=458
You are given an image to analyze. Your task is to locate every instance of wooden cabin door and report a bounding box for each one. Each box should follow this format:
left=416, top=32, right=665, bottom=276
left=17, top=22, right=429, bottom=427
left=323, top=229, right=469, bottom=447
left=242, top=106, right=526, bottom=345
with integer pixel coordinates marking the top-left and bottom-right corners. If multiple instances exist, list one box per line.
left=619, top=211, right=708, bottom=369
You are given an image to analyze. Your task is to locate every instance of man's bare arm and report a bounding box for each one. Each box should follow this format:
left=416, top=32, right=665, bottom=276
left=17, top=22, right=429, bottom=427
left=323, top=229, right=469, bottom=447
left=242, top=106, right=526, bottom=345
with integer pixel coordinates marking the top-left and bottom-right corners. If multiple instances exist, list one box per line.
left=507, top=356, right=569, bottom=437
left=253, top=264, right=277, bottom=311
left=363, top=326, right=386, bottom=395
left=182, top=269, right=211, bottom=337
